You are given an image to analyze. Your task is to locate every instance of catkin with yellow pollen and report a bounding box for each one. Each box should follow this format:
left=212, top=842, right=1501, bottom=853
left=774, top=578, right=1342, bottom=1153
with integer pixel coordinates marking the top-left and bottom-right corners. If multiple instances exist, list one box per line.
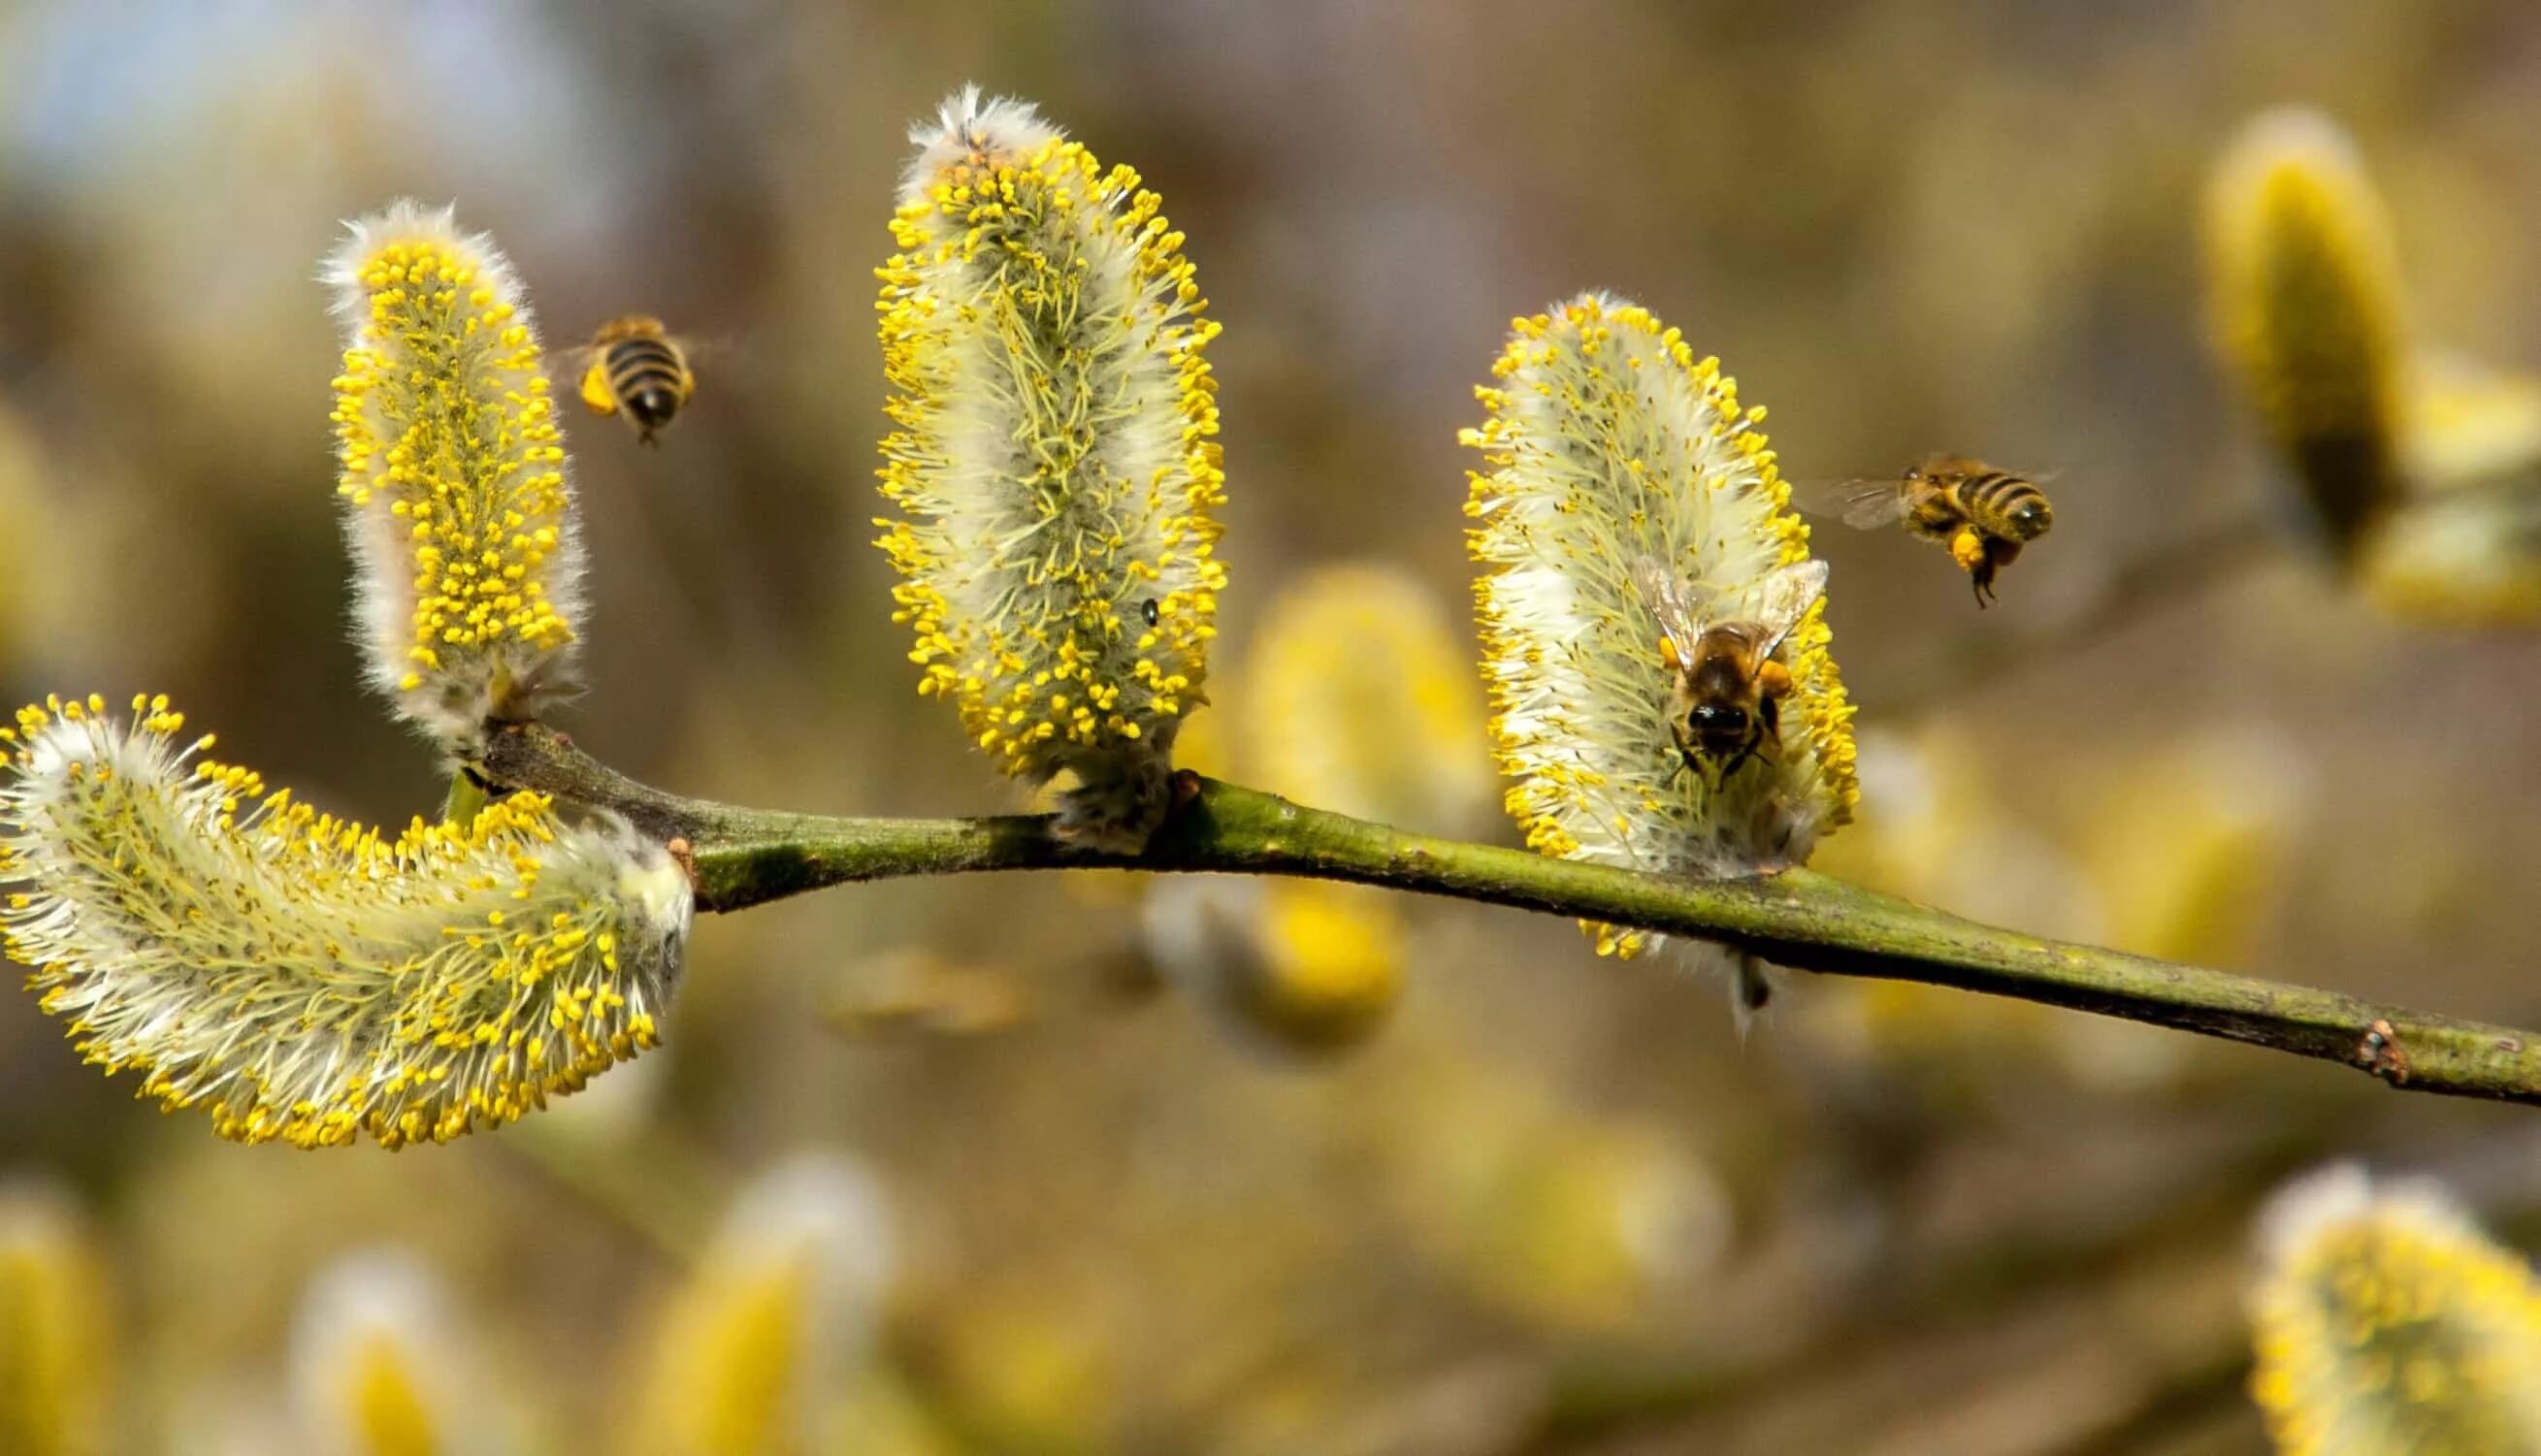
left=2204, top=109, right=2411, bottom=557
left=1463, top=292, right=1857, bottom=962
left=0, top=695, right=691, bottom=1149
left=326, top=200, right=586, bottom=754
left=876, top=86, right=1227, bottom=852
left=2248, top=1165, right=2541, bottom=1455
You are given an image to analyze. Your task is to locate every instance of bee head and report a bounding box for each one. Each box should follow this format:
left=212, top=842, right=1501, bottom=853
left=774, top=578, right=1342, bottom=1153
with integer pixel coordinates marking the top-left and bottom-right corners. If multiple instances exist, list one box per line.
left=2008, top=498, right=2052, bottom=538
left=1683, top=701, right=1750, bottom=753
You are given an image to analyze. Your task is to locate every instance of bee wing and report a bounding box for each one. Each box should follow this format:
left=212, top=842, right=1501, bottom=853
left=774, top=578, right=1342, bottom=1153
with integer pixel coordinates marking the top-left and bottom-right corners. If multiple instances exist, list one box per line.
left=1744, top=560, right=1830, bottom=659
left=1629, top=555, right=1707, bottom=653
left=1797, top=478, right=1916, bottom=529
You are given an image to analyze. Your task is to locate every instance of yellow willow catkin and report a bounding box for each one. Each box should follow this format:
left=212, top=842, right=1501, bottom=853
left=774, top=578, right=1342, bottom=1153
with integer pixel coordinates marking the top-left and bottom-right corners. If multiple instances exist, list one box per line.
left=0, top=695, right=691, bottom=1149
left=2204, top=109, right=2411, bottom=557
left=291, top=1252, right=491, bottom=1456
left=0, top=1184, right=111, bottom=1456
left=1463, top=293, right=1857, bottom=961
left=876, top=86, right=1227, bottom=852
left=624, top=1155, right=896, bottom=1456
left=1243, top=563, right=1494, bottom=833
left=326, top=200, right=586, bottom=753
left=2250, top=1166, right=2541, bottom=1455
left=1140, top=876, right=1405, bottom=1056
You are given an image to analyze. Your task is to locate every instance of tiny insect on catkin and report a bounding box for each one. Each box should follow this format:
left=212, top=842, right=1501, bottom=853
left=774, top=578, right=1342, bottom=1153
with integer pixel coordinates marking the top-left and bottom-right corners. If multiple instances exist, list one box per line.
left=2204, top=110, right=2410, bottom=559
left=0, top=695, right=692, bottom=1149
left=2249, top=1165, right=2541, bottom=1455
left=876, top=87, right=1227, bottom=852
left=326, top=200, right=588, bottom=755
left=1464, top=293, right=1857, bottom=962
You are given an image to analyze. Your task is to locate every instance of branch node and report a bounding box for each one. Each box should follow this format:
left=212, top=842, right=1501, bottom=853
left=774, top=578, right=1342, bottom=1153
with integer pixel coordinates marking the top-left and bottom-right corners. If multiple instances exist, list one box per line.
left=2358, top=1018, right=2412, bottom=1085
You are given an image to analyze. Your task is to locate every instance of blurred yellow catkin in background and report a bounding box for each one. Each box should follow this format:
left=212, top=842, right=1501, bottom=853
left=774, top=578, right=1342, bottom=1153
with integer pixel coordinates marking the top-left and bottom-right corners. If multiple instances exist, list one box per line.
left=2249, top=1166, right=2541, bottom=1455
left=291, top=1252, right=501, bottom=1456
left=1130, top=564, right=1494, bottom=1055
left=0, top=1182, right=111, bottom=1456
left=2205, top=108, right=2411, bottom=556
left=1240, top=563, right=1493, bottom=834
left=2205, top=108, right=2541, bottom=623
left=623, top=1155, right=896, bottom=1456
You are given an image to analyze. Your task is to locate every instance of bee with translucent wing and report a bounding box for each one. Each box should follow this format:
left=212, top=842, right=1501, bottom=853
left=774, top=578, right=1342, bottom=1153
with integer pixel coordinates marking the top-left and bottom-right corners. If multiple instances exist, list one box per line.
left=1813, top=456, right=2054, bottom=606
left=1636, top=557, right=1830, bottom=786
left=564, top=314, right=700, bottom=445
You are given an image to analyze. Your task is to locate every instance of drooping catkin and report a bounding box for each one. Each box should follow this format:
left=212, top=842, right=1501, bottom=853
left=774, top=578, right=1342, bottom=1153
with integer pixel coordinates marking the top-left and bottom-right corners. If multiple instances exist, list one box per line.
left=2204, top=110, right=2410, bottom=557
left=326, top=200, right=587, bottom=754
left=1463, top=293, right=1856, bottom=960
left=876, top=87, right=1227, bottom=852
left=0, top=695, right=691, bottom=1149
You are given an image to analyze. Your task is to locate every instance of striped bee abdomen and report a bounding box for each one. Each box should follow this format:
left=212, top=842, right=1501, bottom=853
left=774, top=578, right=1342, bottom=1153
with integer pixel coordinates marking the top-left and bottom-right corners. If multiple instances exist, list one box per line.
left=603, top=337, right=689, bottom=430
left=1954, top=470, right=2053, bottom=540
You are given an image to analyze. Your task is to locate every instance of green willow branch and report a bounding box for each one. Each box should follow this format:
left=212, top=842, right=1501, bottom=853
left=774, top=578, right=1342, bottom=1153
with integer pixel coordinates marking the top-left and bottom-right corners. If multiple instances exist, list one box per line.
left=479, top=724, right=2541, bottom=1108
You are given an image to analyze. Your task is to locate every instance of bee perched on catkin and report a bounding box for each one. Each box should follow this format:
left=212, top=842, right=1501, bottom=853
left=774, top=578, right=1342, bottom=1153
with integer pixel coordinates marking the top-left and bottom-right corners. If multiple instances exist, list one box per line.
left=876, top=87, right=1227, bottom=852
left=1464, top=294, right=1858, bottom=1006
left=2249, top=1166, right=2541, bottom=1454
left=0, top=695, right=692, bottom=1149
left=326, top=201, right=587, bottom=755
left=2204, top=110, right=2411, bottom=558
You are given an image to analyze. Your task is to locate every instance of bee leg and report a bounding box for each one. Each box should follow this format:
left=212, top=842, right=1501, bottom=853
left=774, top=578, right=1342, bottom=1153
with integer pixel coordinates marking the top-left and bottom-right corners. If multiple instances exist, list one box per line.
left=1731, top=954, right=1774, bottom=1041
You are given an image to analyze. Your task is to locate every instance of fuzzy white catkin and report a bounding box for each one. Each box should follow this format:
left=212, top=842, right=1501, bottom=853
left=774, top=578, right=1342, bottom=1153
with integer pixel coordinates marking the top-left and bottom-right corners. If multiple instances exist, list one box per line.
left=326, top=200, right=588, bottom=754
left=1463, top=292, right=1857, bottom=959
left=2249, top=1165, right=2541, bottom=1455
left=0, top=695, right=691, bottom=1149
left=876, top=87, right=1227, bottom=852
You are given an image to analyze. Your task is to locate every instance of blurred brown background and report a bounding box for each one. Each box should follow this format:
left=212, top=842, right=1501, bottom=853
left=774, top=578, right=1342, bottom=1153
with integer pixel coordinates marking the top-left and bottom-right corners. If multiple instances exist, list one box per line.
left=3, top=1, right=2540, bottom=1451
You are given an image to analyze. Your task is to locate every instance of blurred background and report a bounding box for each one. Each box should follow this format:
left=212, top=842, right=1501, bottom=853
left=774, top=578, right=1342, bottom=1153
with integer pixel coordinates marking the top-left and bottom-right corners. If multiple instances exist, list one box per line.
left=3, top=1, right=2541, bottom=1451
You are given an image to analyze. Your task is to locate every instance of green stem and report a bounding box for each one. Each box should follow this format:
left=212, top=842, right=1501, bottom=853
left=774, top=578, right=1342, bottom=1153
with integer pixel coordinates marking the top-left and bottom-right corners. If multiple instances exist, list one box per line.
left=477, top=723, right=2541, bottom=1109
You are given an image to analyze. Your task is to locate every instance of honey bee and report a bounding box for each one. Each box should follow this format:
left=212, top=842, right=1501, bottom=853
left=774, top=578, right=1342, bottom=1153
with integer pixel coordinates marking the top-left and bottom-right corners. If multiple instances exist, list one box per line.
left=1634, top=557, right=1830, bottom=787
left=569, top=315, right=697, bottom=445
left=1824, top=456, right=2054, bottom=606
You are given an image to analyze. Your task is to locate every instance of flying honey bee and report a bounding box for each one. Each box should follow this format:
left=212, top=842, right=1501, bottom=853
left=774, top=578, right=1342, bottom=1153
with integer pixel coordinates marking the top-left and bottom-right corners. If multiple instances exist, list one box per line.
left=1822, top=456, right=2054, bottom=606
left=1634, top=557, right=1830, bottom=787
left=568, top=315, right=697, bottom=445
